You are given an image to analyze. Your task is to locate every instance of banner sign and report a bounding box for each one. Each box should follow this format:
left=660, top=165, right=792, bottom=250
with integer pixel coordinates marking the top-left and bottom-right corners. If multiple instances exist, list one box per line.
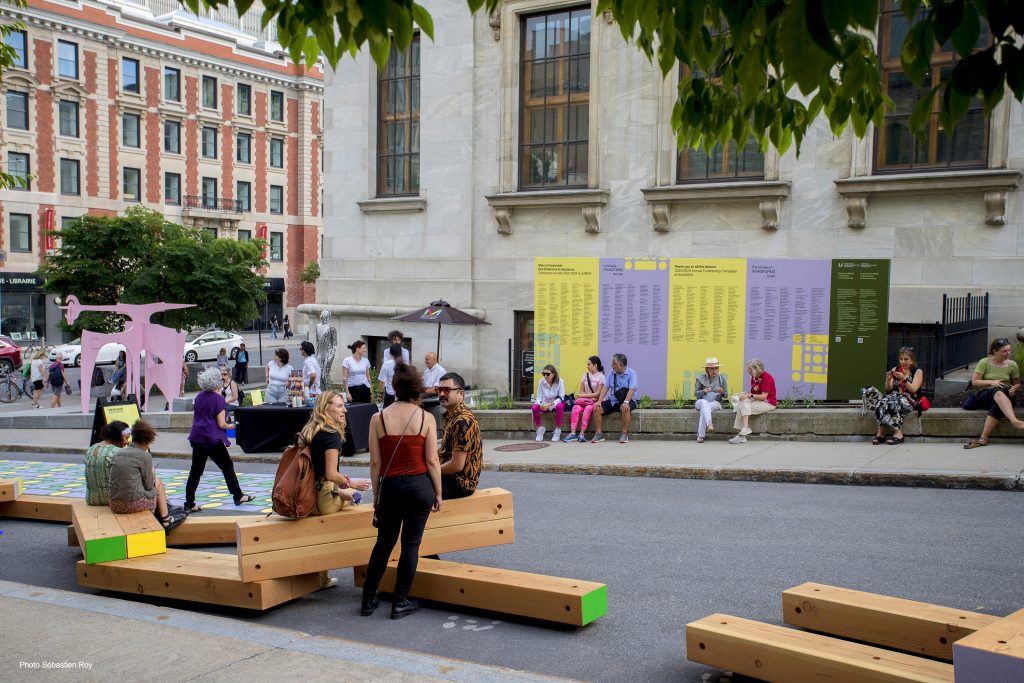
left=535, top=258, right=889, bottom=401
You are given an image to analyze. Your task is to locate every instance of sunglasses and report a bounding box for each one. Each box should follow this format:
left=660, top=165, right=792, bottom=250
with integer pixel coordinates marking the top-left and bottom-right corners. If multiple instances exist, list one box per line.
left=436, top=386, right=463, bottom=395
left=994, top=338, right=1010, bottom=347
left=542, top=372, right=552, bottom=376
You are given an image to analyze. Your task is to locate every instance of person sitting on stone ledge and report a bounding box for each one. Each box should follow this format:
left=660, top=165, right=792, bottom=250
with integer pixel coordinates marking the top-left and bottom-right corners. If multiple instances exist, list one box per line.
left=532, top=364, right=565, bottom=442
left=871, top=346, right=923, bottom=445
left=729, top=358, right=776, bottom=444
left=963, top=337, right=1024, bottom=449
left=694, top=357, right=727, bottom=443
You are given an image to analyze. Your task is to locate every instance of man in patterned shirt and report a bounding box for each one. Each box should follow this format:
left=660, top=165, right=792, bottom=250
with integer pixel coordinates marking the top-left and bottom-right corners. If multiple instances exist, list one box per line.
left=436, top=372, right=482, bottom=499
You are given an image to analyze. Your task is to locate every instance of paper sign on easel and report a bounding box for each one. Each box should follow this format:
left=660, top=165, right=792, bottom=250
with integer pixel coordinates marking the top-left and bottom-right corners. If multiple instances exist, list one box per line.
left=249, top=389, right=264, bottom=406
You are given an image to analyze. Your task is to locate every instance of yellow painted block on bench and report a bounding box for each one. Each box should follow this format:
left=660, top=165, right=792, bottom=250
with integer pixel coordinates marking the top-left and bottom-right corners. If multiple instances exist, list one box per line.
left=0, top=494, right=75, bottom=522
left=354, top=559, right=607, bottom=626
left=0, top=478, right=22, bottom=501
left=783, top=582, right=997, bottom=661
left=953, top=607, right=1024, bottom=682
left=126, top=529, right=166, bottom=558
left=686, top=613, right=954, bottom=683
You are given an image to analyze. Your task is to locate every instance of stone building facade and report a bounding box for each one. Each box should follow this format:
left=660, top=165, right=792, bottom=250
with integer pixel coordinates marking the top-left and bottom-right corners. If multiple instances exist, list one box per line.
left=0, top=0, right=323, bottom=343
left=315, top=0, right=1022, bottom=393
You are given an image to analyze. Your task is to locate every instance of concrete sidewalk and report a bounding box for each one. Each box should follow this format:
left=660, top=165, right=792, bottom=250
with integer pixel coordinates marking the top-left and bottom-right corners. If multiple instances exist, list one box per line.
left=1, top=428, right=1022, bottom=491
left=0, top=580, right=566, bottom=683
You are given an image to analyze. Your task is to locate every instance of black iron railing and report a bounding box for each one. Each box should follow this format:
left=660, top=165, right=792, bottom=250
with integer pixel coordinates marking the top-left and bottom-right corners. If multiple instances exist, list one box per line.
left=183, top=195, right=243, bottom=213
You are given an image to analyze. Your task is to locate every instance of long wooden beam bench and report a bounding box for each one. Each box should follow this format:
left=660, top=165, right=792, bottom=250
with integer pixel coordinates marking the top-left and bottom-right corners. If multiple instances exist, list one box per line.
left=952, top=607, right=1024, bottom=681
left=686, top=613, right=955, bottom=682
left=783, top=582, right=998, bottom=661
left=76, top=548, right=327, bottom=610
left=353, top=558, right=607, bottom=626
left=71, top=502, right=166, bottom=564
left=70, top=514, right=261, bottom=549
left=0, top=477, right=21, bottom=502
left=0, top=493, right=76, bottom=522
left=236, top=487, right=514, bottom=582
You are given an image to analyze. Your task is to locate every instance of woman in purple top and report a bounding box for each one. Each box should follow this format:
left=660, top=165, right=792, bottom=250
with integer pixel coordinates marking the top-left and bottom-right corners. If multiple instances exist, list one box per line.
left=183, top=367, right=255, bottom=512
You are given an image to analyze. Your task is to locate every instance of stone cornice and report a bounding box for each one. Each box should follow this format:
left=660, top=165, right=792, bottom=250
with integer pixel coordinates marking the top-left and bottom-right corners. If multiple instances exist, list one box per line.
left=357, top=196, right=428, bottom=214
left=641, top=181, right=791, bottom=231
left=485, top=189, right=609, bottom=234
left=834, top=169, right=1021, bottom=227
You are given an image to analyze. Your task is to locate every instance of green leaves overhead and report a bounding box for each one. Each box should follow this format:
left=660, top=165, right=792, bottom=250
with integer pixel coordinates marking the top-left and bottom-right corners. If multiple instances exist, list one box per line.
left=179, top=0, right=1024, bottom=156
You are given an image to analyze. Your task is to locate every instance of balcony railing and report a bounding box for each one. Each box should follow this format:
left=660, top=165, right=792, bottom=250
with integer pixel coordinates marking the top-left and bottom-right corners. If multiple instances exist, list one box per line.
left=183, top=195, right=244, bottom=213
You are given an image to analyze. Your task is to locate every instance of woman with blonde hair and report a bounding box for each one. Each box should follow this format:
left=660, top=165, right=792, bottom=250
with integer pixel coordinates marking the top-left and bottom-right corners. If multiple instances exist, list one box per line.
left=729, top=358, right=776, bottom=444
left=300, top=389, right=370, bottom=515
left=28, top=350, right=47, bottom=408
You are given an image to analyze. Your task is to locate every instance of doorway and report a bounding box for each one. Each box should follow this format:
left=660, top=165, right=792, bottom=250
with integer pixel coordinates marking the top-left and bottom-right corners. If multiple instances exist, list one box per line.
left=512, top=311, right=534, bottom=400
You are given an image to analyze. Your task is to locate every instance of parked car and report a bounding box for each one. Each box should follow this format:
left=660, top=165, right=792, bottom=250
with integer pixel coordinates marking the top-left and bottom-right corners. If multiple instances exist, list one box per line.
left=50, top=339, right=125, bottom=367
left=182, top=330, right=243, bottom=362
left=0, top=337, right=22, bottom=373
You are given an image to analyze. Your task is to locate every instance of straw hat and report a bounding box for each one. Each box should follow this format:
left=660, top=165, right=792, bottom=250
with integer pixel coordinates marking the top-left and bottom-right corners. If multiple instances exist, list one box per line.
left=705, top=357, right=720, bottom=368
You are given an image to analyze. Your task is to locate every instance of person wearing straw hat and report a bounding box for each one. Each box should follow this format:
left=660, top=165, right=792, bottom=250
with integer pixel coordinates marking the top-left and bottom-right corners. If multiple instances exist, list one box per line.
left=694, top=357, right=728, bottom=443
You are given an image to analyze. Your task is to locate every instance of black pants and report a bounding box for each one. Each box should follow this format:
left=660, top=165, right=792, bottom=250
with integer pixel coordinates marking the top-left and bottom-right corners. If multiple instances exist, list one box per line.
left=382, top=393, right=396, bottom=409
left=363, top=473, right=434, bottom=598
left=185, top=441, right=243, bottom=507
left=348, top=385, right=372, bottom=404
left=441, top=475, right=474, bottom=500
left=973, top=386, right=1016, bottom=419
left=233, top=362, right=248, bottom=385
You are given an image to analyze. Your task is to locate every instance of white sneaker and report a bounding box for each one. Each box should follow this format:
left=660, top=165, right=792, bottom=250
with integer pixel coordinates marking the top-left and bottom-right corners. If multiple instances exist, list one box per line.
left=551, top=428, right=561, bottom=442
left=729, top=435, right=747, bottom=444
left=535, top=426, right=545, bottom=442
left=738, top=427, right=752, bottom=436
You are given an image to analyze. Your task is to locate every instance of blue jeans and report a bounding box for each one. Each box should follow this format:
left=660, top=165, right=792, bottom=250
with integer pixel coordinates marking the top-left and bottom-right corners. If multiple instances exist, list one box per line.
left=265, top=384, right=288, bottom=404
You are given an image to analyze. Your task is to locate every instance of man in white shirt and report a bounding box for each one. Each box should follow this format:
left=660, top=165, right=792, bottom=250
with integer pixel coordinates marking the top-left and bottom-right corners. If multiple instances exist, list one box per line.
left=382, top=330, right=411, bottom=364
left=421, top=352, right=446, bottom=396
left=300, top=341, right=321, bottom=407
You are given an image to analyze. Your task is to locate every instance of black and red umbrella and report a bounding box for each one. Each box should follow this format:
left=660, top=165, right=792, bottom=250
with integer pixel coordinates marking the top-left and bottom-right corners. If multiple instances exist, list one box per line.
left=391, top=300, right=490, bottom=360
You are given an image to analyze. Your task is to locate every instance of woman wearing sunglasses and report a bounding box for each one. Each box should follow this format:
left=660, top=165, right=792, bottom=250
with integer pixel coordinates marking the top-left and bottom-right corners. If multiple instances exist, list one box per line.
left=963, top=337, right=1024, bottom=448
left=532, top=364, right=565, bottom=442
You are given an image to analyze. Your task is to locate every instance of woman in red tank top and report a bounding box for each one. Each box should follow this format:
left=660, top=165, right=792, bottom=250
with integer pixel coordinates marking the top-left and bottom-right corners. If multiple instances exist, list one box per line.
left=361, top=360, right=441, bottom=620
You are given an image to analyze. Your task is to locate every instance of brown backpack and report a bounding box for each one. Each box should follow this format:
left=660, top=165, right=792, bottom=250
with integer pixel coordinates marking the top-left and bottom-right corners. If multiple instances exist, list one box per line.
left=271, top=434, right=318, bottom=518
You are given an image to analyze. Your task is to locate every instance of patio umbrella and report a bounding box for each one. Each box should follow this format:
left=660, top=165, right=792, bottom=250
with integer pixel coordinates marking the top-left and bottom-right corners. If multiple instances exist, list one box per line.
left=391, top=300, right=490, bottom=360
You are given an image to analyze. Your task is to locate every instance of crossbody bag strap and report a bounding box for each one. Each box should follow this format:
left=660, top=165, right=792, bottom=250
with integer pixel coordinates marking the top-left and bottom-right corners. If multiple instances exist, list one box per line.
left=375, top=407, right=420, bottom=508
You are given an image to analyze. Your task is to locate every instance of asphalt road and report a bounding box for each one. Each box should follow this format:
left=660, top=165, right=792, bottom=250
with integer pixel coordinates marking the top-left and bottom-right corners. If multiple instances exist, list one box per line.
left=2, top=454, right=1023, bottom=682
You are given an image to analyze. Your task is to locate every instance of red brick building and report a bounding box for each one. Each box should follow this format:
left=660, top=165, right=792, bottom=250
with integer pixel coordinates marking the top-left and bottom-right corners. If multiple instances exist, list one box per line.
left=0, top=0, right=323, bottom=342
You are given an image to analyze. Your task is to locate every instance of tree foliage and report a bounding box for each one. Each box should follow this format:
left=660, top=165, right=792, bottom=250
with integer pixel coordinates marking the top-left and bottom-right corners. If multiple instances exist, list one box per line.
left=298, top=261, right=320, bottom=284
left=0, top=0, right=27, bottom=190
left=37, top=207, right=267, bottom=335
left=189, top=0, right=1023, bottom=155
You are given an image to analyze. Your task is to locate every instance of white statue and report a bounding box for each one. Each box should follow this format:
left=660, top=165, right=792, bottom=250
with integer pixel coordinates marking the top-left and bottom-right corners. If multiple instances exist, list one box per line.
left=316, top=309, right=337, bottom=392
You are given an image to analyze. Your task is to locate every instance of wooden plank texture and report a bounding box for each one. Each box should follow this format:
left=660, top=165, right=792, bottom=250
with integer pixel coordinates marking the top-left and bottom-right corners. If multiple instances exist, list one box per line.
left=953, top=607, right=1024, bottom=682
left=0, top=494, right=76, bottom=522
left=783, top=582, right=997, bottom=661
left=353, top=559, right=607, bottom=626
left=240, top=518, right=514, bottom=582
left=236, top=488, right=512, bottom=554
left=0, top=478, right=21, bottom=501
left=166, top=515, right=256, bottom=546
left=686, top=613, right=954, bottom=683
left=71, top=502, right=127, bottom=564
left=76, top=548, right=325, bottom=610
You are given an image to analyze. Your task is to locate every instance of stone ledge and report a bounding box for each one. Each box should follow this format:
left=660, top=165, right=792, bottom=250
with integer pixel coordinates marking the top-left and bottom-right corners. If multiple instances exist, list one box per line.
left=357, top=196, right=427, bottom=214
left=477, top=407, right=1024, bottom=441
left=485, top=189, right=609, bottom=234
left=641, top=181, right=791, bottom=231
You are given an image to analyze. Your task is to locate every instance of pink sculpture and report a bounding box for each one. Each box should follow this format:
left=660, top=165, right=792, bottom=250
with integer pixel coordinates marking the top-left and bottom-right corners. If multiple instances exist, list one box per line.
left=63, top=295, right=195, bottom=413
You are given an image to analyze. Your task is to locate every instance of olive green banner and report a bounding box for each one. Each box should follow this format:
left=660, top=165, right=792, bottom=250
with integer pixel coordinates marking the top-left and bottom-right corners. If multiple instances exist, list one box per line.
left=826, top=260, right=891, bottom=398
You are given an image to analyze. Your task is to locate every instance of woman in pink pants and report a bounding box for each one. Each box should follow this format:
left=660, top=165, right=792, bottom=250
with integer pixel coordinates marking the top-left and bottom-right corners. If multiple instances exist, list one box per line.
left=562, top=356, right=605, bottom=443
left=532, top=365, right=565, bottom=442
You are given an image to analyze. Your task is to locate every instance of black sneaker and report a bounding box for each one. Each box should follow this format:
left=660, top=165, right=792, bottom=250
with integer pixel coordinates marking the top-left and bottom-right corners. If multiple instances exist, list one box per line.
left=391, top=597, right=420, bottom=619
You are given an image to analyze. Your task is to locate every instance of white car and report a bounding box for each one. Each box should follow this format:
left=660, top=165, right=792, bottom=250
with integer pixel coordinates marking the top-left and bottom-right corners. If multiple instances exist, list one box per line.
left=183, top=330, right=244, bottom=362
left=50, top=339, right=125, bottom=367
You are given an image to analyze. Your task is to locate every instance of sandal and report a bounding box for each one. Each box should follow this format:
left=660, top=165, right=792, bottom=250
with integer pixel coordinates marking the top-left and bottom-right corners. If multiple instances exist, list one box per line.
left=963, top=440, right=988, bottom=449
left=871, top=436, right=887, bottom=445
left=183, top=504, right=203, bottom=513
left=886, top=436, right=905, bottom=445
left=157, top=511, right=187, bottom=532
left=234, top=494, right=256, bottom=505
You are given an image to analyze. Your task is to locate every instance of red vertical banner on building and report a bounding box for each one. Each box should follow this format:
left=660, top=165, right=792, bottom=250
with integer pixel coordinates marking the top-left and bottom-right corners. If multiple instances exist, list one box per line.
left=256, top=223, right=268, bottom=273
left=44, top=208, right=56, bottom=252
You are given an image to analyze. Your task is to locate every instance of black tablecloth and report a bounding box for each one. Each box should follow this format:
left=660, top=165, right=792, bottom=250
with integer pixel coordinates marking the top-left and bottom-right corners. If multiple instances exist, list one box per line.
left=233, top=402, right=378, bottom=455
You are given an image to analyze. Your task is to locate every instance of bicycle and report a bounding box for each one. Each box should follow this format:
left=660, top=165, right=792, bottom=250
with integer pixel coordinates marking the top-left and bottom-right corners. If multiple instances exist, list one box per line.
left=0, top=366, right=25, bottom=403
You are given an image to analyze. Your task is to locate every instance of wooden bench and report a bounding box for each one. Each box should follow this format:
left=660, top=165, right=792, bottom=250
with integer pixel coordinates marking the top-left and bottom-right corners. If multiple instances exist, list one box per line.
left=0, top=493, right=76, bottom=522
left=686, top=613, right=955, bottom=682
left=69, top=514, right=257, bottom=549
left=953, top=607, right=1024, bottom=681
left=783, top=582, right=998, bottom=661
left=71, top=502, right=166, bottom=564
left=353, top=558, right=607, bottom=626
left=0, top=478, right=21, bottom=502
left=235, top=487, right=514, bottom=582
left=76, top=548, right=327, bottom=610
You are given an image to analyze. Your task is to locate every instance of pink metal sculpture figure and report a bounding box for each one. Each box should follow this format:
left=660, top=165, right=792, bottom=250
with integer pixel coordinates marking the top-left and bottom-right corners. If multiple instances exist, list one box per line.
left=63, top=295, right=195, bottom=413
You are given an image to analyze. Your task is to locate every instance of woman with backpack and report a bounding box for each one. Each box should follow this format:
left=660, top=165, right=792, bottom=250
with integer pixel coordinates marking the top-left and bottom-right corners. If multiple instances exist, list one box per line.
left=183, top=368, right=255, bottom=513
left=47, top=356, right=68, bottom=408
left=361, top=363, right=442, bottom=620
left=298, top=390, right=369, bottom=516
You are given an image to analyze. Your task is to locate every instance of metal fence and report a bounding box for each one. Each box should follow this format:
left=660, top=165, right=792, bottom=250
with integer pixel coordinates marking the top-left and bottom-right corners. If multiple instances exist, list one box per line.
left=183, top=195, right=243, bottom=213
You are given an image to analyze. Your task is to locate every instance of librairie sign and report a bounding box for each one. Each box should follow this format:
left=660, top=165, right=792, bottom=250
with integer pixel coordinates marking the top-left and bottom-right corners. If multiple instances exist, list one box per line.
left=534, top=258, right=889, bottom=401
